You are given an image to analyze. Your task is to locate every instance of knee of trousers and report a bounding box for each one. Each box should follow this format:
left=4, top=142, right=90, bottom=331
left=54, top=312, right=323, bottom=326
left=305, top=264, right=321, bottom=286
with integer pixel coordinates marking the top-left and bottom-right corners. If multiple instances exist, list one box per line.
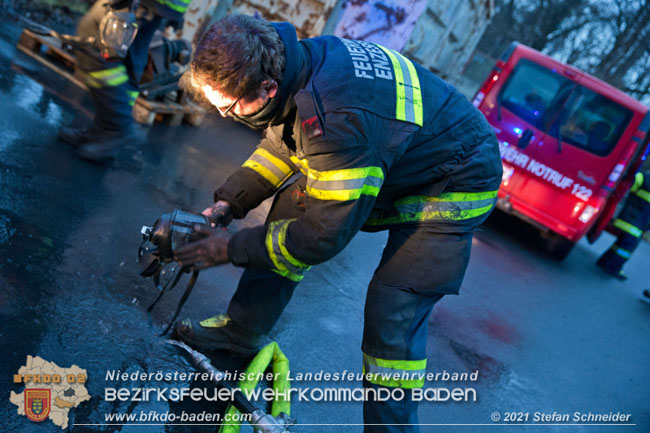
left=362, top=274, right=445, bottom=361
left=227, top=268, right=300, bottom=335
left=374, top=229, right=472, bottom=295
left=617, top=232, right=642, bottom=251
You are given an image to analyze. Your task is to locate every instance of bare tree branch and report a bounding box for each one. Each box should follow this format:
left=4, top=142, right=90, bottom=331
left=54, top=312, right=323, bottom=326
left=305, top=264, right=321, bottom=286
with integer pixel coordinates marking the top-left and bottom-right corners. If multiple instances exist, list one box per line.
left=476, top=0, right=650, bottom=104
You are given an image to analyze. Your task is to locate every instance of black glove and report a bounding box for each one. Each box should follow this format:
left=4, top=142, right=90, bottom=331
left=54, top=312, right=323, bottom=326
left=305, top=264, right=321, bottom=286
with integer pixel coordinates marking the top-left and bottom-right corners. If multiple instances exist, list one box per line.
left=203, top=200, right=234, bottom=227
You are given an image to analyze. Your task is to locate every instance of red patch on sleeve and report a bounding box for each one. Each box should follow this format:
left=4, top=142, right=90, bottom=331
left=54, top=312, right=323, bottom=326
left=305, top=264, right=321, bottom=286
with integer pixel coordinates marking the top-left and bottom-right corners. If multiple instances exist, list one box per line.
left=301, top=116, right=323, bottom=139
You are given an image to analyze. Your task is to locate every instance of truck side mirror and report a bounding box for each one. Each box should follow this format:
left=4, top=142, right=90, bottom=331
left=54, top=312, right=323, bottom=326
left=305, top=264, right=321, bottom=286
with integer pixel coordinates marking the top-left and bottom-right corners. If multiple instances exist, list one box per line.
left=517, top=129, right=534, bottom=149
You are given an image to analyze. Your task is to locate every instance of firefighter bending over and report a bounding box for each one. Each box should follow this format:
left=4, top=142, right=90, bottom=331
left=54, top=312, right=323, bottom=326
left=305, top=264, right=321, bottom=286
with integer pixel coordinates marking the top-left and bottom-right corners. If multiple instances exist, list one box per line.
left=172, top=15, right=502, bottom=433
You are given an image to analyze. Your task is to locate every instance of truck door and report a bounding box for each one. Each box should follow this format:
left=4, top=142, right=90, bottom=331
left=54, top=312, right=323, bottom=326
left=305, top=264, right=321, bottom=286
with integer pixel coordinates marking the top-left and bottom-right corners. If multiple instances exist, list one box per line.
left=486, top=58, right=580, bottom=232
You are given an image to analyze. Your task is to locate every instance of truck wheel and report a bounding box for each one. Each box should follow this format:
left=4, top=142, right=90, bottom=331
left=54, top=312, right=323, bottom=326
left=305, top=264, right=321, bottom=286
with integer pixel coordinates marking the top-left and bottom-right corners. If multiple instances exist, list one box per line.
left=544, top=233, right=575, bottom=260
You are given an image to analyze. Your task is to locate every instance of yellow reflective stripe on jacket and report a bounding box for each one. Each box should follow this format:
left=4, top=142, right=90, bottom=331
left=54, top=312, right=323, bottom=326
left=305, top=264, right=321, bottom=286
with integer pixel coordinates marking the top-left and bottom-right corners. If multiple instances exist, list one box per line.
left=363, top=353, right=426, bottom=389
left=289, top=156, right=309, bottom=175
left=127, top=90, right=139, bottom=107
left=630, top=172, right=650, bottom=202
left=306, top=166, right=384, bottom=201
left=243, top=148, right=295, bottom=188
left=366, top=190, right=498, bottom=225
left=613, top=218, right=643, bottom=238
left=265, top=219, right=310, bottom=282
left=377, top=45, right=423, bottom=127
left=83, top=65, right=128, bottom=88
left=219, top=342, right=290, bottom=433
left=156, top=0, right=191, bottom=13
left=631, top=172, right=644, bottom=193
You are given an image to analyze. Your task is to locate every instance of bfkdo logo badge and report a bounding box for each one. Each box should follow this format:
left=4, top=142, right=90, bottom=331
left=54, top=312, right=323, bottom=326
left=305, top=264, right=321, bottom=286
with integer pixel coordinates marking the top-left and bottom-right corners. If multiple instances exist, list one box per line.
left=25, top=389, right=51, bottom=422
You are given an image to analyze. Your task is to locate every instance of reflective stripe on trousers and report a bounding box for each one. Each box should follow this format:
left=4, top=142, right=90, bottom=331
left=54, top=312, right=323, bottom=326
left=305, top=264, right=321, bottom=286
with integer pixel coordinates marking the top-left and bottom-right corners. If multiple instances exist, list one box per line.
left=363, top=354, right=426, bottom=388
left=612, top=218, right=643, bottom=238
left=612, top=245, right=631, bottom=259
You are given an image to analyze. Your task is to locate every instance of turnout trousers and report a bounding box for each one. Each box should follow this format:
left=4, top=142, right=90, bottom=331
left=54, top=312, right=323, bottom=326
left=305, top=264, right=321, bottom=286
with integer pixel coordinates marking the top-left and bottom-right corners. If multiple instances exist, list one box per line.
left=76, top=0, right=162, bottom=131
left=227, top=179, right=474, bottom=433
left=597, top=224, right=643, bottom=275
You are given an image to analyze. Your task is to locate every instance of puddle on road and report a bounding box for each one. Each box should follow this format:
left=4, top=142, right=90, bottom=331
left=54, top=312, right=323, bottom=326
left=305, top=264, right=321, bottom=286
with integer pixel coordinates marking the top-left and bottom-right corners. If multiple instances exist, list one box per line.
left=1, top=71, right=65, bottom=126
left=2, top=243, right=236, bottom=432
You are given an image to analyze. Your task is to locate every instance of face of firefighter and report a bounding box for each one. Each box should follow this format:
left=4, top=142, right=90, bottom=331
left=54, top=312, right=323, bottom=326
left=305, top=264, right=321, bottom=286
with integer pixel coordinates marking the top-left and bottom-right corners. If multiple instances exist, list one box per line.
left=199, top=80, right=278, bottom=118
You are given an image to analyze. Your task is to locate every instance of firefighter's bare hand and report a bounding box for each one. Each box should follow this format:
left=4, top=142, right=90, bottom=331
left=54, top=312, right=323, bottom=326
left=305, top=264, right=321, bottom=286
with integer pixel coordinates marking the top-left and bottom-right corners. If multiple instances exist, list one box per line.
left=173, top=225, right=230, bottom=270
left=202, top=200, right=233, bottom=227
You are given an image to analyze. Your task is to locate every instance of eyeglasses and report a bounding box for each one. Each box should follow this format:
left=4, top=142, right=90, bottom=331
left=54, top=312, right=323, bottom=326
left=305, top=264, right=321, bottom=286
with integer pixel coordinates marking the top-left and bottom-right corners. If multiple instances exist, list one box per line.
left=198, top=82, right=245, bottom=117
left=215, top=91, right=245, bottom=116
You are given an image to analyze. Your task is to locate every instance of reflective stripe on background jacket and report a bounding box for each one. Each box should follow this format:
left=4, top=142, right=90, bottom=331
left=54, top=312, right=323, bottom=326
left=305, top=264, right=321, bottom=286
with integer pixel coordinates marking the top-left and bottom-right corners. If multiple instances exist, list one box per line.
left=613, top=171, right=650, bottom=238
left=140, top=0, right=190, bottom=22
left=217, top=23, right=503, bottom=284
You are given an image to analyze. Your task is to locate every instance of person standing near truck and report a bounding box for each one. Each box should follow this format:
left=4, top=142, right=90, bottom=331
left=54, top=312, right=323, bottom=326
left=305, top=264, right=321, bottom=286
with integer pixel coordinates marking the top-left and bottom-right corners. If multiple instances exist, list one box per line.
left=597, top=170, right=650, bottom=280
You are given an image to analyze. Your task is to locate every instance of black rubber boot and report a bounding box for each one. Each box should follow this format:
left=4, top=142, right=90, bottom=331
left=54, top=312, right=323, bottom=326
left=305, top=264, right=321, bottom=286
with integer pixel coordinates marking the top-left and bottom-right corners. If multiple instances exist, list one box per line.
left=641, top=290, right=650, bottom=305
left=58, top=125, right=98, bottom=147
left=76, top=126, right=145, bottom=163
left=172, top=314, right=267, bottom=356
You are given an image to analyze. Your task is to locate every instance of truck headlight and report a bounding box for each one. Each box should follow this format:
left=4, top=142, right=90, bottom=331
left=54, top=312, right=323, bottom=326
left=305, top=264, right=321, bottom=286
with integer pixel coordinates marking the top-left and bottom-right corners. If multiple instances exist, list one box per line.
left=578, top=205, right=597, bottom=223
left=502, top=165, right=514, bottom=182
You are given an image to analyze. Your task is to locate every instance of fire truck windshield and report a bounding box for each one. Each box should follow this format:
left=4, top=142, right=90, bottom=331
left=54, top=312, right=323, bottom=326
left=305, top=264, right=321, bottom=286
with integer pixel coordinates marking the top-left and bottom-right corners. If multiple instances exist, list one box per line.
left=498, top=59, right=633, bottom=157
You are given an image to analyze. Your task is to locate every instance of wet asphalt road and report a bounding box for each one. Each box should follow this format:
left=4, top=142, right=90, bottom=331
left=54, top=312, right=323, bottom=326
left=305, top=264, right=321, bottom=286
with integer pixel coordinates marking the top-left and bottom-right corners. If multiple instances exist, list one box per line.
left=1, top=18, right=649, bottom=433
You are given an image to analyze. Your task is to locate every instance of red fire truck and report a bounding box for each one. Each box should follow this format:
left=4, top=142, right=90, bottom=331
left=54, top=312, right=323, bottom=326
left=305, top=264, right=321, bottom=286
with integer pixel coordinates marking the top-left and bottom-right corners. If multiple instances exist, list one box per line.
left=472, top=43, right=650, bottom=259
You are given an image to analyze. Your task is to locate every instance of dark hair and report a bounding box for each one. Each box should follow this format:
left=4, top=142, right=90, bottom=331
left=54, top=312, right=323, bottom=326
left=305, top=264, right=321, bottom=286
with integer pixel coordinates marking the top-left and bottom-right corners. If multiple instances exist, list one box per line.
left=187, top=14, right=285, bottom=101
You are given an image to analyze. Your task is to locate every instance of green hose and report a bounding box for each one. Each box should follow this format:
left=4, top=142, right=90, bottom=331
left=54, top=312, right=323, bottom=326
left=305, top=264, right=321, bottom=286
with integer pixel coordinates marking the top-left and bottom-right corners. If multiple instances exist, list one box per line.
left=219, top=342, right=290, bottom=433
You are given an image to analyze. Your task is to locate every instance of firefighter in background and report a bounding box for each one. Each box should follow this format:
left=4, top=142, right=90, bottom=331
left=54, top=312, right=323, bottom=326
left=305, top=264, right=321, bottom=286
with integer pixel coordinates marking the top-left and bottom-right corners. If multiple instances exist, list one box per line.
left=170, top=15, right=502, bottom=432
left=58, top=0, right=190, bottom=162
left=597, top=170, right=650, bottom=280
